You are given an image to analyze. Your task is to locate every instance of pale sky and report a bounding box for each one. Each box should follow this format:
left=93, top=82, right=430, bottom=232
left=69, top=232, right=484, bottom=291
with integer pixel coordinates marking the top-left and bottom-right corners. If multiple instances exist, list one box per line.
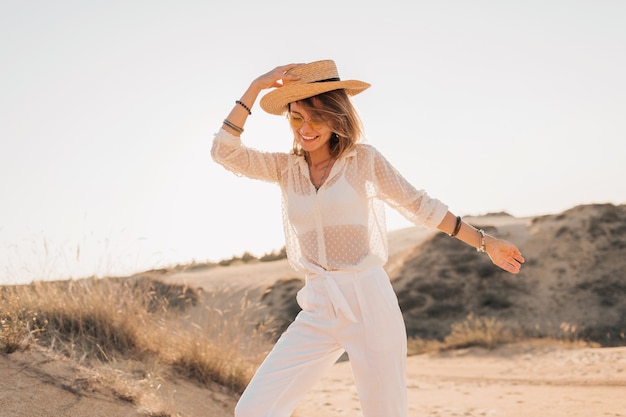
left=1, top=0, right=625, bottom=284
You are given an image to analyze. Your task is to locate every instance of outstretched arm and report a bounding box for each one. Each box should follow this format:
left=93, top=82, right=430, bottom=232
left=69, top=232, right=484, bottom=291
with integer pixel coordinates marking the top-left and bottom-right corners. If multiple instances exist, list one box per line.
left=437, top=212, right=525, bottom=274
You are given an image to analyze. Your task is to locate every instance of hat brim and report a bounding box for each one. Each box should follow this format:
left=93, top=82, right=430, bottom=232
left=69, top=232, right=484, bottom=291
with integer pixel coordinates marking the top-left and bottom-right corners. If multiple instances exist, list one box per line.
left=259, top=80, right=371, bottom=115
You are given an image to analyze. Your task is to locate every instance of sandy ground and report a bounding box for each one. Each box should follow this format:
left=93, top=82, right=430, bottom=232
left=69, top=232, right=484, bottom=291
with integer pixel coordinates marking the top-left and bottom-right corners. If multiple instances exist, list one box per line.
left=0, top=348, right=145, bottom=417
left=0, top=346, right=238, bottom=417
left=2, top=341, right=625, bottom=417
left=296, top=342, right=626, bottom=417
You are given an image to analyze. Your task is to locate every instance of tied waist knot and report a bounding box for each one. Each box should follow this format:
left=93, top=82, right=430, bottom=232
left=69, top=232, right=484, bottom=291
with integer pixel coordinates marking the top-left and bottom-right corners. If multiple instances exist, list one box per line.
left=300, top=258, right=358, bottom=323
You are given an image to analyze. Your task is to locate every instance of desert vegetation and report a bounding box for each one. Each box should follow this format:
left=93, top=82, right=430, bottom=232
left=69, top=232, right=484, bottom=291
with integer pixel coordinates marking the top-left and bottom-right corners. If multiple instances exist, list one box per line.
left=0, top=267, right=612, bottom=417
left=162, top=246, right=288, bottom=272
left=0, top=275, right=278, bottom=411
left=2, top=274, right=597, bottom=369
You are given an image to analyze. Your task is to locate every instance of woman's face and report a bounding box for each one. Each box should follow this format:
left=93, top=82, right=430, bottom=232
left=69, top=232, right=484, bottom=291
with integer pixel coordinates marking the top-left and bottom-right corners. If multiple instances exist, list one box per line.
left=288, top=102, right=333, bottom=157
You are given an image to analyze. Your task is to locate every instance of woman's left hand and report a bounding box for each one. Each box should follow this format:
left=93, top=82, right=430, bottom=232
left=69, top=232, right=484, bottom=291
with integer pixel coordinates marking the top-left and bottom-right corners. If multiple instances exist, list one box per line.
left=485, top=237, right=525, bottom=274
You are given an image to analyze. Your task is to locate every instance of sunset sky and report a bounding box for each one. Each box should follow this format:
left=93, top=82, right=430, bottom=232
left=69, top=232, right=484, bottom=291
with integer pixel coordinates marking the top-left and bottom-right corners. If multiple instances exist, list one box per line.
left=2, top=0, right=625, bottom=284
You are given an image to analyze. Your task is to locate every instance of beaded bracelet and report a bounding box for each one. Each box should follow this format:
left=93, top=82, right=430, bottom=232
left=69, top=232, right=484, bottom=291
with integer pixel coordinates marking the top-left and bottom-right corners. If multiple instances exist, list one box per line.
left=449, top=216, right=462, bottom=237
left=223, top=118, right=244, bottom=134
left=476, top=229, right=486, bottom=253
left=236, top=100, right=252, bottom=115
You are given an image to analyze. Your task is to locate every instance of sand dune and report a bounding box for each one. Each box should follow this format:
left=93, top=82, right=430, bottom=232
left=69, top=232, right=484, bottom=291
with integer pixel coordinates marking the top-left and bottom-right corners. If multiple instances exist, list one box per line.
left=2, top=203, right=625, bottom=416
left=170, top=204, right=626, bottom=346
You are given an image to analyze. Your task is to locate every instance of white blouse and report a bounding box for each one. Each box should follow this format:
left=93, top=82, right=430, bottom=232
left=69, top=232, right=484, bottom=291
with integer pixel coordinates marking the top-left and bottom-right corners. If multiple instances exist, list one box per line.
left=211, top=128, right=448, bottom=272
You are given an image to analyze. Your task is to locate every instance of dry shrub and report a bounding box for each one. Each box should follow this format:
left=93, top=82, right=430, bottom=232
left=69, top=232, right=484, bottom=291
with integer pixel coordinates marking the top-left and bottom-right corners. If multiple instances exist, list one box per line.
left=0, top=279, right=151, bottom=360
left=172, top=337, right=253, bottom=393
left=524, top=321, right=601, bottom=348
left=0, top=292, right=41, bottom=353
left=132, top=274, right=200, bottom=313
left=0, top=277, right=276, bottom=396
left=169, top=287, right=277, bottom=393
left=407, top=337, right=444, bottom=355
left=407, top=313, right=513, bottom=355
left=408, top=315, right=602, bottom=356
left=443, top=313, right=514, bottom=350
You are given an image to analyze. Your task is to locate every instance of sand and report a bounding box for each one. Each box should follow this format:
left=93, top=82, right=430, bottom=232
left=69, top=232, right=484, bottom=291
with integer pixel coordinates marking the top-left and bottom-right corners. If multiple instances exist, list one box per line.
left=296, top=342, right=626, bottom=417
left=2, top=204, right=625, bottom=416
left=3, top=341, right=625, bottom=417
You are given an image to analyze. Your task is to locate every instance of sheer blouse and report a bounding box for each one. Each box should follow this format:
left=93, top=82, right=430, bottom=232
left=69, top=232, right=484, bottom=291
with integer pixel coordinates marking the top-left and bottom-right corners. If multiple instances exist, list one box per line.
left=211, top=128, right=448, bottom=272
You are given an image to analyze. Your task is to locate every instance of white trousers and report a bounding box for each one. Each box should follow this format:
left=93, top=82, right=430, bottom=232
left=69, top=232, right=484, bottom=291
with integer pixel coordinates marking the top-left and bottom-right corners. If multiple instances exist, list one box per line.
left=235, top=263, right=408, bottom=417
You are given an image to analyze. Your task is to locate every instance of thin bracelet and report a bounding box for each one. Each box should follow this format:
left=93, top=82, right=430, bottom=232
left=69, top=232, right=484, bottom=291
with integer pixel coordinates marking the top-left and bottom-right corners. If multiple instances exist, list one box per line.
left=449, top=216, right=462, bottom=237
left=223, top=118, right=243, bottom=133
left=223, top=118, right=244, bottom=134
left=236, top=100, right=252, bottom=115
left=476, top=229, right=486, bottom=253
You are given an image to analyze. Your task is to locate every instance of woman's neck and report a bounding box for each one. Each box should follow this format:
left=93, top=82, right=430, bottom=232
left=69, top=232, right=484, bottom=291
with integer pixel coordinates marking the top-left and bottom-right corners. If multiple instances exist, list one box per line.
left=306, top=149, right=333, bottom=168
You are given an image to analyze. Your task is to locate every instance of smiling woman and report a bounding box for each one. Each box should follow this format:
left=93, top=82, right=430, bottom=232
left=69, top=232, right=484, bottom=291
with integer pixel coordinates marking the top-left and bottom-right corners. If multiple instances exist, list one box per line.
left=210, top=59, right=524, bottom=417
left=2, top=1, right=625, bottom=288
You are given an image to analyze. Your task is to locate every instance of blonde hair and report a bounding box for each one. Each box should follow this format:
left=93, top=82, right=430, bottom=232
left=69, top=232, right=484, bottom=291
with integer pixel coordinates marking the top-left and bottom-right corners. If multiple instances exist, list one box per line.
left=289, top=89, right=364, bottom=159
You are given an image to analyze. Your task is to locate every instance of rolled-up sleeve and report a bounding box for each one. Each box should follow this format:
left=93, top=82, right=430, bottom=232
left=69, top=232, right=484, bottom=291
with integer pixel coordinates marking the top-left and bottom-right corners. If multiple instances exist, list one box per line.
left=371, top=146, right=448, bottom=229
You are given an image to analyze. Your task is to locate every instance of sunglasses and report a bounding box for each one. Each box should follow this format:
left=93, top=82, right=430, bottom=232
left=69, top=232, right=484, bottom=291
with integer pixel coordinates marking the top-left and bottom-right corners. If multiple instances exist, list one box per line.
left=288, top=114, right=325, bottom=130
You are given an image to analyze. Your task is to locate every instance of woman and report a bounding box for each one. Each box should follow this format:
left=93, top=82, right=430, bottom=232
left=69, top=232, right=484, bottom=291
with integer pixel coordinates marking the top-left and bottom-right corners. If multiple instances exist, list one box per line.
left=211, top=60, right=524, bottom=417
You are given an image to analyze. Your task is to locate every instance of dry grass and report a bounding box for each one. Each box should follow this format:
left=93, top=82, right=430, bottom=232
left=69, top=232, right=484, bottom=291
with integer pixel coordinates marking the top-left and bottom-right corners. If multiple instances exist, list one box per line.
left=1, top=278, right=152, bottom=360
left=168, top=288, right=277, bottom=393
left=407, top=313, right=599, bottom=355
left=1, top=274, right=604, bottom=415
left=443, top=313, right=514, bottom=350
left=0, top=276, right=277, bottom=399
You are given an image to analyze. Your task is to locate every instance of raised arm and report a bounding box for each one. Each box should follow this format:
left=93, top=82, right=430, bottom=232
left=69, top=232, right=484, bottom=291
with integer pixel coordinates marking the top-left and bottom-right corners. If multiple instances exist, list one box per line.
left=211, top=64, right=304, bottom=182
left=221, top=64, right=302, bottom=137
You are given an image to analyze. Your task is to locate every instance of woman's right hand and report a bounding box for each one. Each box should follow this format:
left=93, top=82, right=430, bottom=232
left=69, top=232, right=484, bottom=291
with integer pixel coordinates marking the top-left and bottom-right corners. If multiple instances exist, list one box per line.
left=222, top=64, right=303, bottom=135
left=251, top=63, right=303, bottom=91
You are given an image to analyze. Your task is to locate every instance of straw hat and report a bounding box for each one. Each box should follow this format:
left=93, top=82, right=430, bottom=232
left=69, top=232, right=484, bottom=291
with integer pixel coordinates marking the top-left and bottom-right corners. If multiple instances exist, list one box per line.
left=259, top=60, right=371, bottom=115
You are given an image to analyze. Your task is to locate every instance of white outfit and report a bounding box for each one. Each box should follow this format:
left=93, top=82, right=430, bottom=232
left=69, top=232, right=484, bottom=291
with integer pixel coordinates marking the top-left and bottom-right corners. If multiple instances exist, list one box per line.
left=211, top=128, right=448, bottom=416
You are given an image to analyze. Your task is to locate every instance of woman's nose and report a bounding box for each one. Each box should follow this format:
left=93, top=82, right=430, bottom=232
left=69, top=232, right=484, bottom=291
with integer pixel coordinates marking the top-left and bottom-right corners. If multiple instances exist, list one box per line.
left=298, top=123, right=313, bottom=133
left=300, top=120, right=317, bottom=131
